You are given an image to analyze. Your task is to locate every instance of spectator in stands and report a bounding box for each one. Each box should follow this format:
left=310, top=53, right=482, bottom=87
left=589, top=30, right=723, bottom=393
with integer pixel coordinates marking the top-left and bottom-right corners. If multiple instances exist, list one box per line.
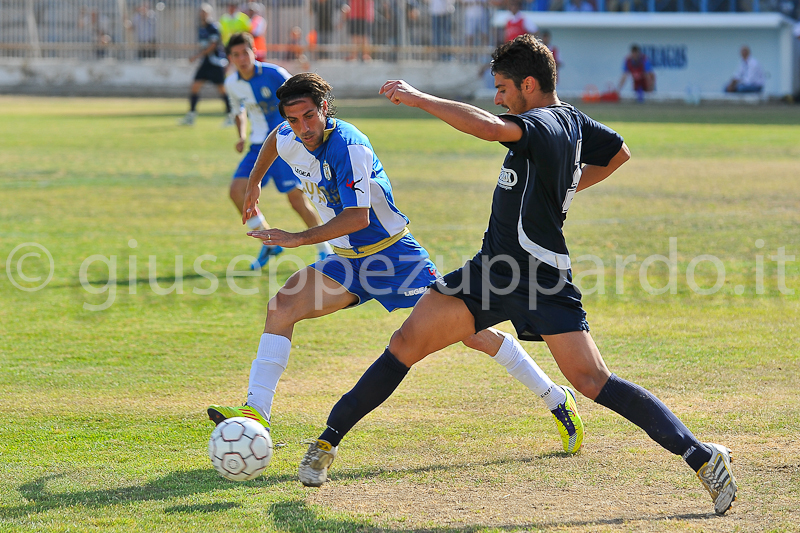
left=245, top=3, right=267, bottom=61
left=285, top=25, right=310, bottom=70
left=79, top=7, right=113, bottom=59
left=462, top=0, right=491, bottom=56
left=618, top=44, right=655, bottom=102
left=724, top=45, right=765, bottom=93
left=564, top=0, right=595, bottom=11
left=343, top=0, right=374, bottom=61
left=504, top=0, right=537, bottom=42
left=375, top=0, right=400, bottom=61
left=179, top=4, right=231, bottom=127
left=311, top=0, right=344, bottom=59
left=540, top=29, right=561, bottom=70
left=129, top=3, right=157, bottom=59
left=431, top=0, right=456, bottom=60
left=406, top=0, right=428, bottom=48
left=793, top=22, right=800, bottom=102
left=220, top=2, right=251, bottom=46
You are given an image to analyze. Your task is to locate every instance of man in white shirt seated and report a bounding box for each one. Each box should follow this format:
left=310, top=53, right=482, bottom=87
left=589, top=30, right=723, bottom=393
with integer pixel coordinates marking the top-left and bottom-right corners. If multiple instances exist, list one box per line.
left=725, top=45, right=765, bottom=93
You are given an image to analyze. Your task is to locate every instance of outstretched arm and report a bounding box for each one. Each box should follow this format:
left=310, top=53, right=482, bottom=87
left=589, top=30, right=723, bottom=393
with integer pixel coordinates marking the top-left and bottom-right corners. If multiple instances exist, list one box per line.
left=248, top=207, right=369, bottom=248
left=379, top=80, right=523, bottom=143
left=576, top=142, right=631, bottom=192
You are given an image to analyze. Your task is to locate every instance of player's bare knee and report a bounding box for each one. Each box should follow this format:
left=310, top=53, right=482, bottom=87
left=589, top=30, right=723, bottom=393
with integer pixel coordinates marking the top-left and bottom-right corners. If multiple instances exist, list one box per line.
left=461, top=334, right=487, bottom=353
left=265, top=291, right=299, bottom=330
left=388, top=328, right=414, bottom=361
left=568, top=373, right=606, bottom=401
left=462, top=329, right=502, bottom=355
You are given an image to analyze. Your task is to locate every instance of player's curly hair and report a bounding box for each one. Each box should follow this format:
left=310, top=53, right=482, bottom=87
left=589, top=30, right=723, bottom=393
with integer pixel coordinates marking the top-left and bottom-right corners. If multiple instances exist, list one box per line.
left=276, top=73, right=337, bottom=118
left=491, top=34, right=556, bottom=94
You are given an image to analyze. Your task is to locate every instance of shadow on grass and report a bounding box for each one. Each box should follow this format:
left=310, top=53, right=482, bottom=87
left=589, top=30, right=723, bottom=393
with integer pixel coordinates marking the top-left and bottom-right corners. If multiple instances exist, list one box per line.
left=164, top=502, right=242, bottom=514
left=328, top=453, right=571, bottom=483
left=1, top=469, right=292, bottom=519
left=269, top=499, right=717, bottom=533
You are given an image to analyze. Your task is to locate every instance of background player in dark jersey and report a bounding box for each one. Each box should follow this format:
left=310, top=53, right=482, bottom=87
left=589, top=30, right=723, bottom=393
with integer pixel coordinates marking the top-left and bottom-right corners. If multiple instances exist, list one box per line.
left=297, top=34, right=738, bottom=516
left=179, top=4, right=232, bottom=127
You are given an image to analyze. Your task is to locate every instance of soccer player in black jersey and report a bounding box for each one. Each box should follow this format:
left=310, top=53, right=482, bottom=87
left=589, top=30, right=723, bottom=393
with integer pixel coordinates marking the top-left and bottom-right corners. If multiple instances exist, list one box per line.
left=298, top=34, right=737, bottom=515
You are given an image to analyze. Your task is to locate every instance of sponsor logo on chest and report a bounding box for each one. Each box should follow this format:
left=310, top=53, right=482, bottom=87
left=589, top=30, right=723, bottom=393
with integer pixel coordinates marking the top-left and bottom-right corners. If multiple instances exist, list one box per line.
left=294, top=167, right=312, bottom=178
left=497, top=166, right=518, bottom=190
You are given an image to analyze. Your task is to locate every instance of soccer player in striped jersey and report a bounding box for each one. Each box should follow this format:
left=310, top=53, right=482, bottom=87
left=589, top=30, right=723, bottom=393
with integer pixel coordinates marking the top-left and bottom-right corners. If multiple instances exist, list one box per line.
left=224, top=32, right=333, bottom=269
left=208, top=72, right=583, bottom=458
left=297, top=36, right=737, bottom=515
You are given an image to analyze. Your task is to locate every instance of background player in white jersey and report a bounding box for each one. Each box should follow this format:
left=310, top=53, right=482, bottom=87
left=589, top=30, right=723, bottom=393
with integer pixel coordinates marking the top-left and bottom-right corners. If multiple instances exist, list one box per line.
left=296, top=37, right=738, bottom=516
left=225, top=32, right=333, bottom=269
left=207, top=73, right=582, bottom=457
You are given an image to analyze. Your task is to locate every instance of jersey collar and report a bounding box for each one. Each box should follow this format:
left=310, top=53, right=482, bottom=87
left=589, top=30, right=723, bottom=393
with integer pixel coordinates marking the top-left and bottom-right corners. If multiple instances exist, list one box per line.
left=322, top=117, right=336, bottom=144
left=236, top=61, right=261, bottom=81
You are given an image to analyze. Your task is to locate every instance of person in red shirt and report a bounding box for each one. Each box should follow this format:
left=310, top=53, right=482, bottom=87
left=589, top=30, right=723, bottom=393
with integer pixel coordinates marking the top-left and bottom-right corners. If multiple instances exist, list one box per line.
left=343, top=0, right=374, bottom=60
left=245, top=3, right=267, bottom=61
left=618, top=44, right=655, bottom=102
left=504, top=0, right=537, bottom=42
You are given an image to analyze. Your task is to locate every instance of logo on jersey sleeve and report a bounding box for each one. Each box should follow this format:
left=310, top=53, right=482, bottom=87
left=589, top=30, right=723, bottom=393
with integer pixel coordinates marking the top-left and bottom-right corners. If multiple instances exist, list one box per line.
left=497, top=167, right=518, bottom=190
left=277, top=123, right=293, bottom=136
left=346, top=177, right=364, bottom=194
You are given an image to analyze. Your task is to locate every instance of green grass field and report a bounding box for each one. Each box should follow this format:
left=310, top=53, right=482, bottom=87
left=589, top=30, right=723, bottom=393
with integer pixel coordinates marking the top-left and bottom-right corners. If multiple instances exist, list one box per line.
left=1, top=96, right=799, bottom=532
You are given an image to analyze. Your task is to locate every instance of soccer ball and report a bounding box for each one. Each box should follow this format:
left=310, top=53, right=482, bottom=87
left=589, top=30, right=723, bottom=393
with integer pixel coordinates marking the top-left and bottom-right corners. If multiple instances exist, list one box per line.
left=208, top=417, right=273, bottom=481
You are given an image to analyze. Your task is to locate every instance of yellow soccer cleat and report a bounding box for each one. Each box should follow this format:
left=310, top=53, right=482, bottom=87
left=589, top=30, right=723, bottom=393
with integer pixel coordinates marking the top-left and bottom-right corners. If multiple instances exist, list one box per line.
left=207, top=404, right=270, bottom=429
left=298, top=439, right=337, bottom=487
left=550, top=386, right=584, bottom=454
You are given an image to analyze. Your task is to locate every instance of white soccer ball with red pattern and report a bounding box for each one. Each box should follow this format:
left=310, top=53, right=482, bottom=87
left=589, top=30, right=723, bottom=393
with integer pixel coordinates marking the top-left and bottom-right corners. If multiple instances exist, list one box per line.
left=208, top=417, right=273, bottom=481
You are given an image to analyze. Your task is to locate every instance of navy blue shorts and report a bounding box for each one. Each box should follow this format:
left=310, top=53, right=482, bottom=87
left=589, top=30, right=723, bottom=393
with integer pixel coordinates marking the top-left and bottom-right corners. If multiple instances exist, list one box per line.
left=194, top=59, right=226, bottom=85
left=432, top=253, right=589, bottom=341
left=233, top=144, right=300, bottom=193
left=311, top=234, right=440, bottom=312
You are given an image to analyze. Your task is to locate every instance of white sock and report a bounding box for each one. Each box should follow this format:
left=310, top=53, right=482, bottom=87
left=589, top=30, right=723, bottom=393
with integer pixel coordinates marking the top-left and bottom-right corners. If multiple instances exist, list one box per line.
left=493, top=333, right=566, bottom=411
left=315, top=241, right=333, bottom=256
left=247, top=333, right=292, bottom=422
left=245, top=212, right=269, bottom=232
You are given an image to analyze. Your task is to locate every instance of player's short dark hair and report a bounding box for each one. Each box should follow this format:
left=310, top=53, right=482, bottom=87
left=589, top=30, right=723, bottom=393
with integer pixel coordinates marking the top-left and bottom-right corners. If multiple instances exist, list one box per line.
left=226, top=32, right=254, bottom=55
left=276, top=72, right=337, bottom=118
left=491, top=34, right=556, bottom=95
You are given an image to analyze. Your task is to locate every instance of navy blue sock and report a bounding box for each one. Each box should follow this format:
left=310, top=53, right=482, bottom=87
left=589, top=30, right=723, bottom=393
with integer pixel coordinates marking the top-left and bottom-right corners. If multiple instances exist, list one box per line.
left=319, top=348, right=409, bottom=446
left=594, top=374, right=711, bottom=472
left=189, top=93, right=199, bottom=112
left=221, top=94, right=231, bottom=113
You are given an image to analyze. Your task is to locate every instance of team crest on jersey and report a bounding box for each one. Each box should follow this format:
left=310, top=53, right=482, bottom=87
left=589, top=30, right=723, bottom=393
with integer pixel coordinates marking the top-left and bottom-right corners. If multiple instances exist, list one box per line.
left=323, top=162, right=332, bottom=181
left=497, top=167, right=518, bottom=190
left=260, top=86, right=272, bottom=99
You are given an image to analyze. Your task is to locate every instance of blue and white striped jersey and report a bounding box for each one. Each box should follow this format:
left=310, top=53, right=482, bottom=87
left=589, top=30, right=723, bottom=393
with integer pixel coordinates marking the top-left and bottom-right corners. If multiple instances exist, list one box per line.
left=275, top=117, right=410, bottom=252
left=225, top=62, right=291, bottom=144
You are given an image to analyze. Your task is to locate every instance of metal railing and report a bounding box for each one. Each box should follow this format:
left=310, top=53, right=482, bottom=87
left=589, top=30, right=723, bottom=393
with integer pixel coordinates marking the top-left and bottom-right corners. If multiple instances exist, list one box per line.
left=0, top=0, right=794, bottom=61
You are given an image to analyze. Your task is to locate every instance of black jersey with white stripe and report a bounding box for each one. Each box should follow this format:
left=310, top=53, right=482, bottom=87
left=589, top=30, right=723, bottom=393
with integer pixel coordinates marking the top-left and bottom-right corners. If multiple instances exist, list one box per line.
left=481, top=103, right=623, bottom=270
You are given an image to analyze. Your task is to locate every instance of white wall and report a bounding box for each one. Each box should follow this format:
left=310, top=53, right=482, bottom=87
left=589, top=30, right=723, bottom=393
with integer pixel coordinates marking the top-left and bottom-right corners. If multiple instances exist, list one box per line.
left=495, top=12, right=798, bottom=99
left=0, top=58, right=483, bottom=99
left=2, top=13, right=796, bottom=100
